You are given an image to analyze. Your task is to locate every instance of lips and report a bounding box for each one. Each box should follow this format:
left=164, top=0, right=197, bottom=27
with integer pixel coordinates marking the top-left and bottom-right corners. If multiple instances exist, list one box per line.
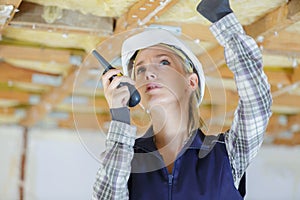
left=145, top=83, right=162, bottom=93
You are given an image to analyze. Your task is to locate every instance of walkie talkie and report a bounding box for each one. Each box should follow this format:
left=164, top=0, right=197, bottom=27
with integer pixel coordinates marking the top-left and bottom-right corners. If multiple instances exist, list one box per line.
left=92, top=50, right=141, bottom=107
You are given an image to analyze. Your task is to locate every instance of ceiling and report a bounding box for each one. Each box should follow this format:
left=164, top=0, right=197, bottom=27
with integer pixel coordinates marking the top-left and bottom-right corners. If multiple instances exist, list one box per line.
left=0, top=0, right=300, bottom=145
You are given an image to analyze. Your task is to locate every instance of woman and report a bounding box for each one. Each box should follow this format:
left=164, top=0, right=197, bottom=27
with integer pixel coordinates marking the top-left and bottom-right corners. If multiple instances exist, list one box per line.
left=92, top=0, right=272, bottom=199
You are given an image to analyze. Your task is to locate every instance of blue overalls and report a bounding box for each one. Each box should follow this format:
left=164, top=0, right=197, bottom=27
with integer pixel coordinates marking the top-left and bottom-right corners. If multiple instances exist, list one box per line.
left=128, top=128, right=245, bottom=200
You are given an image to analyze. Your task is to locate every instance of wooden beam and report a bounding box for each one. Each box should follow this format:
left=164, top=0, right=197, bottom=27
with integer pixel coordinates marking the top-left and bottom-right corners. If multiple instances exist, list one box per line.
left=273, top=133, right=300, bottom=146
left=0, top=0, right=22, bottom=6
left=267, top=114, right=291, bottom=135
left=147, top=22, right=216, bottom=42
left=0, top=61, right=60, bottom=84
left=19, top=126, right=28, bottom=200
left=216, top=65, right=293, bottom=85
left=9, top=2, right=113, bottom=36
left=0, top=0, right=22, bottom=31
left=244, top=0, right=300, bottom=39
left=115, top=0, right=179, bottom=32
left=198, top=45, right=225, bottom=72
left=292, top=65, right=300, bottom=83
left=273, top=94, right=300, bottom=108
left=262, top=31, right=300, bottom=57
left=0, top=44, right=73, bottom=63
left=59, top=113, right=111, bottom=130
left=0, top=90, right=29, bottom=103
left=19, top=67, right=77, bottom=127
left=198, top=0, right=300, bottom=75
left=266, top=70, right=292, bottom=85
left=0, top=62, right=32, bottom=83
left=0, top=107, right=14, bottom=114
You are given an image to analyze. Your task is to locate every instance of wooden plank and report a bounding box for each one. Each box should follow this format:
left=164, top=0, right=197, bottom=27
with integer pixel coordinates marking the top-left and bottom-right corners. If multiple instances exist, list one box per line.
left=115, top=0, right=179, bottom=32
left=198, top=45, right=225, bottom=72
left=0, top=0, right=22, bottom=31
left=148, top=22, right=216, bottom=42
left=0, top=44, right=71, bottom=63
left=262, top=31, right=300, bottom=58
left=213, top=65, right=293, bottom=85
left=0, top=107, right=14, bottom=114
left=0, top=91, right=29, bottom=103
left=292, top=66, right=300, bottom=82
left=197, top=0, right=300, bottom=73
left=265, top=70, right=292, bottom=85
left=288, top=114, right=300, bottom=127
left=273, top=94, right=300, bottom=107
left=0, top=62, right=32, bottom=83
left=244, top=0, right=300, bottom=39
left=19, top=127, right=28, bottom=200
left=267, top=114, right=290, bottom=135
left=273, top=133, right=300, bottom=146
left=0, top=0, right=21, bottom=6
left=19, top=67, right=77, bottom=127
left=0, top=62, right=59, bottom=87
left=59, top=113, right=111, bottom=130
left=9, top=2, right=113, bottom=35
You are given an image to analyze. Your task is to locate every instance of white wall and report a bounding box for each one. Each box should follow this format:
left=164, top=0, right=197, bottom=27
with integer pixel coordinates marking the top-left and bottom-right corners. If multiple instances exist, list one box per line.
left=246, top=145, right=300, bottom=200
left=24, top=128, right=106, bottom=200
left=0, top=126, right=23, bottom=200
left=0, top=125, right=299, bottom=199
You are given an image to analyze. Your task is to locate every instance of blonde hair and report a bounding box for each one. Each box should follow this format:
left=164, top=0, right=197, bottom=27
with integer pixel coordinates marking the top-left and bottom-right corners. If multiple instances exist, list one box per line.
left=160, top=44, right=207, bottom=134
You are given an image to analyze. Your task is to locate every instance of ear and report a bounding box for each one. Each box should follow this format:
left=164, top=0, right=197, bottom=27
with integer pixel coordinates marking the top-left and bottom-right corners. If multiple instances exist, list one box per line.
left=188, top=73, right=199, bottom=91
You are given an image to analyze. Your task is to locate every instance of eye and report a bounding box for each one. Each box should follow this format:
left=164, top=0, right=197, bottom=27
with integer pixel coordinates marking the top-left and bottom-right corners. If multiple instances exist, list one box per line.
left=136, top=66, right=146, bottom=75
left=160, top=59, right=170, bottom=66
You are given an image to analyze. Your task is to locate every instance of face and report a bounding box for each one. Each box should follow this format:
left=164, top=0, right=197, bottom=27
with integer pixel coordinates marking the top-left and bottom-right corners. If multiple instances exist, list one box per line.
left=133, top=45, right=198, bottom=109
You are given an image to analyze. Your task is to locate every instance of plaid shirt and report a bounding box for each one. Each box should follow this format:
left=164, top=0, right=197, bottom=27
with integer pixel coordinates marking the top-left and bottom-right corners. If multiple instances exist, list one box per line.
left=92, top=13, right=272, bottom=199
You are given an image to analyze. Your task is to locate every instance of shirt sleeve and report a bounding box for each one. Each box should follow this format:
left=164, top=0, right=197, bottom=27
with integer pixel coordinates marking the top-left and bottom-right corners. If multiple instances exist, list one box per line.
left=209, top=13, right=272, bottom=188
left=92, top=121, right=136, bottom=200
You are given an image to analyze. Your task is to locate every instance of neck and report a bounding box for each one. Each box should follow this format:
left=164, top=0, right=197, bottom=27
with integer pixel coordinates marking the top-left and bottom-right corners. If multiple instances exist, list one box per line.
left=150, top=102, right=190, bottom=150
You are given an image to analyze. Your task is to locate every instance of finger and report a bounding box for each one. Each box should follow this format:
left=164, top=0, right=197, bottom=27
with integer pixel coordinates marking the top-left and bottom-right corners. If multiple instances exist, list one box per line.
left=119, top=76, right=136, bottom=86
left=105, top=76, right=125, bottom=102
left=111, top=87, right=130, bottom=108
left=102, top=69, right=122, bottom=89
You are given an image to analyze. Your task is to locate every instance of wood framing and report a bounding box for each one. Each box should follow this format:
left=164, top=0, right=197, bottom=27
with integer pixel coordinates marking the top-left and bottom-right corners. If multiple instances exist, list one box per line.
left=0, top=0, right=22, bottom=31
left=115, top=0, right=179, bottom=32
left=19, top=67, right=77, bottom=127
left=244, top=0, right=300, bottom=39
left=10, top=2, right=113, bottom=35
left=0, top=44, right=73, bottom=64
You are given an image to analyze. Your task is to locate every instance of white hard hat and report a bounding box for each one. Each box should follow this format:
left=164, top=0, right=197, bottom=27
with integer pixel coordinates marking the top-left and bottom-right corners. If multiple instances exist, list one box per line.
left=121, top=29, right=205, bottom=104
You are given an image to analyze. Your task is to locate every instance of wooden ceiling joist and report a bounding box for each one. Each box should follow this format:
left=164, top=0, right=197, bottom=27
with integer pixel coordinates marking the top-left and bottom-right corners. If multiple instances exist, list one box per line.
left=115, top=0, right=179, bottom=32
left=9, top=2, right=113, bottom=35
left=198, top=45, right=225, bottom=72
left=292, top=66, right=300, bottom=83
left=0, top=90, right=29, bottom=103
left=0, top=0, right=22, bottom=31
left=0, top=62, right=33, bottom=83
left=273, top=94, right=300, bottom=108
left=0, top=44, right=73, bottom=64
left=0, top=0, right=22, bottom=6
left=262, top=31, right=300, bottom=58
left=244, top=0, right=300, bottom=39
left=151, top=22, right=216, bottom=42
left=0, top=61, right=61, bottom=84
left=196, top=0, right=300, bottom=72
left=19, top=67, right=77, bottom=127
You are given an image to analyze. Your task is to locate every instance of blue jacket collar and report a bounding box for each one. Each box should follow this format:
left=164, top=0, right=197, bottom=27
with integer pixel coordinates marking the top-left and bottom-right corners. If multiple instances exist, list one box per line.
left=134, top=127, right=205, bottom=152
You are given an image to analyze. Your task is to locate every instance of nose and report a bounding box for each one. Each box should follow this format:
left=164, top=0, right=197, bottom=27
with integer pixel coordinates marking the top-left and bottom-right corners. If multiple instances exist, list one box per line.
left=145, top=68, right=157, bottom=80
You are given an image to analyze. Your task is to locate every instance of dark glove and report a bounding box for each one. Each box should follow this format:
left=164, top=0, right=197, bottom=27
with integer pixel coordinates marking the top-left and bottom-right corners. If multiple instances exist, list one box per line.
left=196, top=0, right=233, bottom=23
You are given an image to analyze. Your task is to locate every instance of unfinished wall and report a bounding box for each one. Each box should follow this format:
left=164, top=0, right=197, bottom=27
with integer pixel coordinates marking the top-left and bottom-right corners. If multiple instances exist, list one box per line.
left=0, top=126, right=300, bottom=199
left=0, top=126, right=23, bottom=200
